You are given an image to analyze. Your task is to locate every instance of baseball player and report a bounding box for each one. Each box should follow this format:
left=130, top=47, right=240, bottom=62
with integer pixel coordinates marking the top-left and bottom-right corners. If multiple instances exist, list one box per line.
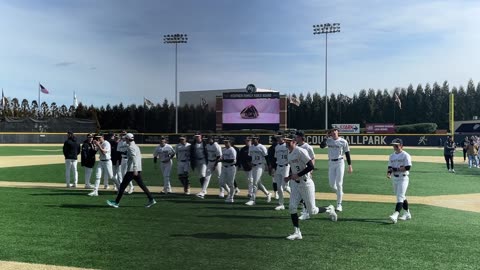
left=204, top=136, right=224, bottom=197
left=190, top=133, right=209, bottom=198
left=443, top=135, right=456, bottom=173
left=320, top=128, right=353, bottom=212
left=387, top=138, right=412, bottom=223
left=88, top=134, right=120, bottom=196
left=110, top=133, right=122, bottom=190
left=273, top=134, right=289, bottom=210
left=80, top=133, right=97, bottom=188
left=153, top=136, right=176, bottom=194
left=117, top=131, right=134, bottom=194
left=176, top=136, right=191, bottom=194
left=219, top=138, right=237, bottom=203
left=245, top=135, right=272, bottom=206
left=107, top=133, right=156, bottom=208
left=63, top=131, right=81, bottom=188
left=238, top=137, right=254, bottom=197
left=283, top=134, right=337, bottom=240
left=267, top=136, right=279, bottom=199
left=295, top=130, right=316, bottom=219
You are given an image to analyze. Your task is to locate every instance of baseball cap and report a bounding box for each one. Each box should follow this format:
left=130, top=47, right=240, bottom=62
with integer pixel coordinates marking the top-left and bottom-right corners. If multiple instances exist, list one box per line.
left=67, top=130, right=74, bottom=135
left=94, top=133, right=102, bottom=138
left=125, top=133, right=134, bottom=140
left=391, top=138, right=403, bottom=145
left=251, top=135, right=259, bottom=139
left=87, top=133, right=94, bottom=138
left=179, top=135, right=186, bottom=140
left=284, top=134, right=295, bottom=141
left=194, top=132, right=202, bottom=137
left=295, top=130, right=305, bottom=137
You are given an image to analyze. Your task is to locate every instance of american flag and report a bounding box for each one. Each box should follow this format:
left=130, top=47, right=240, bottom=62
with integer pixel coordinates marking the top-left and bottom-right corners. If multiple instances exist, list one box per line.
left=39, top=84, right=49, bottom=94
left=394, top=92, right=402, bottom=110
left=144, top=97, right=154, bottom=107
left=289, top=95, right=300, bottom=106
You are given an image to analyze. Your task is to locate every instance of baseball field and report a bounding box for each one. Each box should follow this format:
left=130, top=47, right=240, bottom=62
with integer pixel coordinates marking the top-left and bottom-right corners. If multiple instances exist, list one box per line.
left=0, top=144, right=479, bottom=270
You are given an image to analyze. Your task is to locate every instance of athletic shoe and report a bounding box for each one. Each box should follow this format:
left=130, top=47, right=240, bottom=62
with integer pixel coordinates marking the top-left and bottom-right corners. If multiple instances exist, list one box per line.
left=66, top=184, right=71, bottom=188
left=275, top=205, right=285, bottom=211
left=398, top=211, right=412, bottom=221
left=195, top=192, right=205, bottom=199
left=85, top=184, right=92, bottom=189
left=104, top=185, right=109, bottom=189
left=145, top=199, right=157, bottom=208
left=451, top=169, right=455, bottom=173
left=245, top=200, right=255, bottom=206
left=285, top=186, right=291, bottom=194
left=336, top=204, right=343, bottom=212
left=106, top=200, right=119, bottom=208
left=219, top=192, right=225, bottom=198
left=389, top=212, right=399, bottom=224
left=299, top=212, right=310, bottom=220
left=235, top=187, right=240, bottom=195
left=274, top=191, right=279, bottom=200
left=184, top=189, right=191, bottom=195
left=286, top=231, right=302, bottom=240
left=127, top=186, right=135, bottom=195
left=326, top=205, right=337, bottom=221
left=266, top=193, right=272, bottom=203
left=88, top=190, right=98, bottom=197
left=160, top=190, right=167, bottom=194
left=225, top=197, right=234, bottom=203
left=311, top=206, right=320, bottom=215
left=448, top=169, right=451, bottom=172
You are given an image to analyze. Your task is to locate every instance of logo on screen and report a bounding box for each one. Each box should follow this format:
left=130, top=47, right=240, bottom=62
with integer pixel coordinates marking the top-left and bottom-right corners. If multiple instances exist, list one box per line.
left=246, top=84, right=257, bottom=93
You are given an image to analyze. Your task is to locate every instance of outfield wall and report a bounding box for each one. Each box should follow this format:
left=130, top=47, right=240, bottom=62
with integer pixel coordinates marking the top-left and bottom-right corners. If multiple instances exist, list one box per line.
left=0, top=133, right=458, bottom=146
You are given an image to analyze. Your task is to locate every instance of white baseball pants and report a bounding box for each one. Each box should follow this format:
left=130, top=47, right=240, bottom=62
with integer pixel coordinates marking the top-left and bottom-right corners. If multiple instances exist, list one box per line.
left=84, top=167, right=93, bottom=186
left=328, top=159, right=345, bottom=204
left=160, top=160, right=173, bottom=192
left=220, top=165, right=236, bottom=199
left=65, top=159, right=78, bottom=186
left=274, top=165, right=290, bottom=205
left=120, top=158, right=134, bottom=190
left=288, top=178, right=317, bottom=215
left=94, top=160, right=116, bottom=192
left=392, top=175, right=409, bottom=202
left=203, top=162, right=221, bottom=193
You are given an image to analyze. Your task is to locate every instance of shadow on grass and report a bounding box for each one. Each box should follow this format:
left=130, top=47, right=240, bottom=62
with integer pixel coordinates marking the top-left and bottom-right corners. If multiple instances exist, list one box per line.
left=204, top=206, right=276, bottom=211
left=339, top=217, right=392, bottom=225
left=197, top=214, right=286, bottom=220
left=171, top=232, right=284, bottom=240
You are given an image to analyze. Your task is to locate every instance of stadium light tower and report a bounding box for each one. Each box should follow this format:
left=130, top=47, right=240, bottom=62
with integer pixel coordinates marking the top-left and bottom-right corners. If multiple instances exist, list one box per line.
left=313, top=23, right=340, bottom=130
left=163, top=33, right=188, bottom=134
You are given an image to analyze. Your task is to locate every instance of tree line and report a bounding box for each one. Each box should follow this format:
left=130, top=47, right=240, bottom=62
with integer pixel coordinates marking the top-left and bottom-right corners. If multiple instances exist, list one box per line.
left=1, top=79, right=479, bottom=132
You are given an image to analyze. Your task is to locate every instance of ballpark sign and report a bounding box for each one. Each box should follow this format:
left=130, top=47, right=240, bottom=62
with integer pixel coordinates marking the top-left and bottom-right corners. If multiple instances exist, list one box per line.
left=332, top=124, right=360, bottom=134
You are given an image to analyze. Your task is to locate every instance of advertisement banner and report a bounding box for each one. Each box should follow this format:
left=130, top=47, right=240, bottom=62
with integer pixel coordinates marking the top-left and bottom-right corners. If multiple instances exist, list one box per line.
left=366, top=123, right=395, bottom=134
left=331, top=124, right=360, bottom=134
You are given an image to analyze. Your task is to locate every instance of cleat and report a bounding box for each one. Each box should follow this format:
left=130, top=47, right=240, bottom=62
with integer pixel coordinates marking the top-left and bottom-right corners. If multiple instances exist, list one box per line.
left=451, top=169, right=455, bottom=173
left=336, top=204, right=343, bottom=212
left=235, top=187, right=240, bottom=195
left=311, top=206, right=319, bottom=215
left=106, top=200, right=119, bottom=208
left=127, top=186, right=135, bottom=195
left=285, top=186, right=291, bottom=194
left=398, top=211, right=412, bottom=221
left=245, top=200, right=255, bottom=206
left=274, top=191, right=279, bottom=200
left=225, top=197, right=234, bottom=203
left=266, top=192, right=272, bottom=203
left=327, top=205, right=337, bottom=221
left=219, top=192, right=225, bottom=198
left=104, top=185, right=109, bottom=190
left=145, top=199, right=157, bottom=208
left=286, top=231, right=302, bottom=240
left=195, top=192, right=205, bottom=199
left=389, top=212, right=399, bottom=224
left=88, top=190, right=98, bottom=197
left=299, top=212, right=310, bottom=220
left=275, top=205, right=285, bottom=211
left=85, top=184, right=92, bottom=189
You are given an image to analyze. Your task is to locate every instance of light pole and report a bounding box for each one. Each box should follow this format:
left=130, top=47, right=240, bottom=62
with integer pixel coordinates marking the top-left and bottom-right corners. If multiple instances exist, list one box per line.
left=163, top=33, right=188, bottom=134
left=313, top=23, right=340, bottom=130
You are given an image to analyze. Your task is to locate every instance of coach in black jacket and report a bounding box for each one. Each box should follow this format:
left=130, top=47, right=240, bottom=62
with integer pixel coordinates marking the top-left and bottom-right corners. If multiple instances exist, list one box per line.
left=63, top=131, right=81, bottom=188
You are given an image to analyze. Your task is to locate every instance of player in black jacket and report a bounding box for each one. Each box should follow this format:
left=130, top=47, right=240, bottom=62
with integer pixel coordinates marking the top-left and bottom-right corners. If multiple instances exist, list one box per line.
left=81, top=133, right=97, bottom=188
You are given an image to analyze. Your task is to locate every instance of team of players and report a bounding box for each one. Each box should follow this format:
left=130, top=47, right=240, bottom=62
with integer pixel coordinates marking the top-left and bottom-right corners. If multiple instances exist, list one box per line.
left=68, top=129, right=410, bottom=240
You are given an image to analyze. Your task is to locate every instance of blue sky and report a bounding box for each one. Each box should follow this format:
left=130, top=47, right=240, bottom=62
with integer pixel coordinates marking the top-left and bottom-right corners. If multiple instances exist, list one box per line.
left=1, top=0, right=479, bottom=107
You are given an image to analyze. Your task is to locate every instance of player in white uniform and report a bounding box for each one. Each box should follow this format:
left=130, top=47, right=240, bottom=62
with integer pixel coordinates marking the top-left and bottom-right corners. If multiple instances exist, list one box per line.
left=117, top=131, right=134, bottom=194
left=203, top=137, right=224, bottom=197
left=387, top=138, right=413, bottom=224
left=320, top=128, right=353, bottom=212
left=273, top=135, right=289, bottom=210
left=191, top=133, right=209, bottom=198
left=245, top=136, right=272, bottom=206
left=219, top=138, right=237, bottom=203
left=88, top=134, right=119, bottom=196
left=295, top=131, right=317, bottom=219
left=283, top=135, right=337, bottom=240
left=176, top=136, right=191, bottom=194
left=153, top=137, right=176, bottom=194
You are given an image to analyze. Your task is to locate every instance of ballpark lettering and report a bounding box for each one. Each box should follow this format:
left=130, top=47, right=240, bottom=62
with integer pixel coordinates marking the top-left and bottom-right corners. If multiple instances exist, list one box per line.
left=306, top=135, right=387, bottom=145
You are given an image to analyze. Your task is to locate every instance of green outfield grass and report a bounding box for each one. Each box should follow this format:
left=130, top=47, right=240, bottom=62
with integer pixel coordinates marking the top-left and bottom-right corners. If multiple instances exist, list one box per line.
left=0, top=145, right=479, bottom=270
left=315, top=146, right=447, bottom=156
left=0, top=187, right=479, bottom=270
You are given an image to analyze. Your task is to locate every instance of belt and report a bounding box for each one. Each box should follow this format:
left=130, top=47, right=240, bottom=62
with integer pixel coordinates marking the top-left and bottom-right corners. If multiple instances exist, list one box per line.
left=197, top=158, right=204, bottom=160
left=393, top=174, right=406, bottom=177
left=162, top=160, right=171, bottom=163
left=294, top=178, right=307, bottom=183
left=223, top=164, right=235, bottom=168
left=122, top=156, right=128, bottom=159
left=208, top=159, right=217, bottom=162
left=100, top=159, right=110, bottom=162
left=278, top=164, right=287, bottom=167
left=180, top=160, right=188, bottom=162
left=330, top=157, right=343, bottom=161
left=253, top=163, right=262, bottom=166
